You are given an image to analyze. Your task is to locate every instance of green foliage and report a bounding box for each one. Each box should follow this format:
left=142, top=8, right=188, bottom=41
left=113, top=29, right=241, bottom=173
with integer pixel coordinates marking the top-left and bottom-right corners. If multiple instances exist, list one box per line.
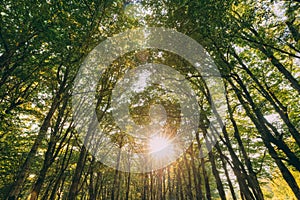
left=1, top=0, right=300, bottom=199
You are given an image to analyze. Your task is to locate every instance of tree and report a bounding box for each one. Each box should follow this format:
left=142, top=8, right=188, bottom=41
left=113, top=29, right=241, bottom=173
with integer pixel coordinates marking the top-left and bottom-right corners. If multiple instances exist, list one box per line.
left=1, top=0, right=300, bottom=199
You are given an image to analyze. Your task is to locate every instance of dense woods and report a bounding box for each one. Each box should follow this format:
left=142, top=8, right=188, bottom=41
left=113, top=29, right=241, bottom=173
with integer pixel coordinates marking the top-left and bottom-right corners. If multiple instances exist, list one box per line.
left=0, top=0, right=299, bottom=199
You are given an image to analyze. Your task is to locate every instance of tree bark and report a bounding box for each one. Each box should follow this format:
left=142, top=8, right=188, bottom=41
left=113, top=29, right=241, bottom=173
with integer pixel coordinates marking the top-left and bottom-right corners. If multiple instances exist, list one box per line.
left=6, top=93, right=61, bottom=200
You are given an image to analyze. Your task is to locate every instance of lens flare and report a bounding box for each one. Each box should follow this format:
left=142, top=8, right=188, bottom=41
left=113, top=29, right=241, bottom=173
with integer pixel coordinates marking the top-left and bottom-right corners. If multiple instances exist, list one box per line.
left=148, top=135, right=175, bottom=161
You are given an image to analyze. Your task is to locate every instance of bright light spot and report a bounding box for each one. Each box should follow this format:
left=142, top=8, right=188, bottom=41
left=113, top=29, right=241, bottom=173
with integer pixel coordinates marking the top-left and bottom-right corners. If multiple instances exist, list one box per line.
left=149, top=136, right=169, bottom=152
left=29, top=174, right=36, bottom=179
left=123, top=0, right=153, bottom=21
left=124, top=2, right=145, bottom=20
left=148, top=135, right=175, bottom=160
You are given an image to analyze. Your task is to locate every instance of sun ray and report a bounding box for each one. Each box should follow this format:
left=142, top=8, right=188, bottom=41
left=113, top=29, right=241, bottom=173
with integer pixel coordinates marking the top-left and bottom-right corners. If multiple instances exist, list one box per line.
left=148, top=135, right=175, bottom=161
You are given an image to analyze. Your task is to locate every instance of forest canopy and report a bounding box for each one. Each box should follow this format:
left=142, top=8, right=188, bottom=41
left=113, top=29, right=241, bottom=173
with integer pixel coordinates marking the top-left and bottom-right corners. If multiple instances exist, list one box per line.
left=0, top=0, right=299, bottom=199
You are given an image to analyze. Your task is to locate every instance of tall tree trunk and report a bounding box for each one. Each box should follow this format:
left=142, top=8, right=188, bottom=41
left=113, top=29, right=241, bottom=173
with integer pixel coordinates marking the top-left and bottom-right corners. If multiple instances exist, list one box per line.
left=228, top=77, right=300, bottom=199
left=231, top=74, right=300, bottom=171
left=125, top=154, right=131, bottom=200
left=231, top=49, right=300, bottom=147
left=68, top=112, right=100, bottom=199
left=248, top=28, right=300, bottom=94
left=195, top=129, right=212, bottom=200
left=88, top=159, right=96, bottom=200
left=111, top=146, right=122, bottom=200
left=30, top=96, right=70, bottom=200
left=68, top=145, right=88, bottom=199
left=225, top=84, right=264, bottom=200
left=286, top=20, right=300, bottom=42
left=6, top=93, right=61, bottom=200
left=183, top=153, right=194, bottom=200
left=125, top=171, right=131, bottom=200
left=207, top=151, right=226, bottom=200
left=189, top=147, right=203, bottom=200
left=220, top=154, right=237, bottom=200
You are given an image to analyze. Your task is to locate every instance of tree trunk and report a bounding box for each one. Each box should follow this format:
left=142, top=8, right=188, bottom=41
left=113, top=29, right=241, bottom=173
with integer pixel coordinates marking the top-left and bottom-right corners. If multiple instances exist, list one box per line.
left=30, top=97, right=70, bottom=200
left=231, top=49, right=300, bottom=147
left=189, top=147, right=203, bottom=200
left=248, top=28, right=300, bottom=94
left=228, top=76, right=300, bottom=199
left=6, top=93, right=61, bottom=200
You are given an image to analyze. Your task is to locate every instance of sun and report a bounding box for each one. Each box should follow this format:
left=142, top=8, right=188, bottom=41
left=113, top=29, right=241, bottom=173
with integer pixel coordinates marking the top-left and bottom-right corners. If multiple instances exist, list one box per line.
left=148, top=135, right=175, bottom=160
left=149, top=135, right=170, bottom=153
